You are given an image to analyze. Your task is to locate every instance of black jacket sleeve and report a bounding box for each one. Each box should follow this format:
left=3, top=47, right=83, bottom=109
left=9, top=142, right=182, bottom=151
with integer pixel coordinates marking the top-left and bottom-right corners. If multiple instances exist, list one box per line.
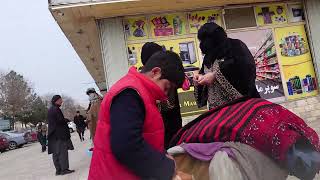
left=110, top=89, right=175, bottom=180
left=56, top=108, right=67, bottom=125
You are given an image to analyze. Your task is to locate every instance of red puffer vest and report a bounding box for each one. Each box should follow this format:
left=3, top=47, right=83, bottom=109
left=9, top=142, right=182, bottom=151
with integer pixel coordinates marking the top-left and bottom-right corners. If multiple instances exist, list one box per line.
left=88, top=67, right=167, bottom=180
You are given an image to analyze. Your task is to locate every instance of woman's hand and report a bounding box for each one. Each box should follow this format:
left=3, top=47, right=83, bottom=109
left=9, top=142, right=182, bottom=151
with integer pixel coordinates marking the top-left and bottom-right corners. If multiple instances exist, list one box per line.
left=193, top=73, right=203, bottom=86
left=195, top=72, right=216, bottom=86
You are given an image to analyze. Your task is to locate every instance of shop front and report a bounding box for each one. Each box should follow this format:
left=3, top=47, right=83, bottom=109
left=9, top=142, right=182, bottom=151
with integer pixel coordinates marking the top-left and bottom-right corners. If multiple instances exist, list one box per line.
left=119, top=1, right=318, bottom=117
left=49, top=0, right=320, bottom=125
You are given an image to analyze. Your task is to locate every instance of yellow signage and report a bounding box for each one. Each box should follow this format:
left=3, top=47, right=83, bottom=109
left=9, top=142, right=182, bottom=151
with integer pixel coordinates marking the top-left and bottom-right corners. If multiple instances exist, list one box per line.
left=149, top=13, right=187, bottom=38
left=255, top=4, right=288, bottom=26
left=127, top=43, right=144, bottom=70
left=124, top=17, right=148, bottom=41
left=187, top=9, right=223, bottom=34
left=274, top=25, right=318, bottom=99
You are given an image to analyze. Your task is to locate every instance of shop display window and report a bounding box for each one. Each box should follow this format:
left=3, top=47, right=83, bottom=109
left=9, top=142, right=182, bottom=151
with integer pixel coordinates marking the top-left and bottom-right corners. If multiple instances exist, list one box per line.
left=123, top=1, right=318, bottom=116
left=225, top=7, right=257, bottom=29
left=228, top=29, right=285, bottom=100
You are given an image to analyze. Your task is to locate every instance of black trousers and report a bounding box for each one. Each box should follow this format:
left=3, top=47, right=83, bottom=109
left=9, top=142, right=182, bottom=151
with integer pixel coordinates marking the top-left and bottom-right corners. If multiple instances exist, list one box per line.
left=52, top=140, right=69, bottom=172
left=39, top=134, right=47, bottom=152
left=77, top=129, right=85, bottom=141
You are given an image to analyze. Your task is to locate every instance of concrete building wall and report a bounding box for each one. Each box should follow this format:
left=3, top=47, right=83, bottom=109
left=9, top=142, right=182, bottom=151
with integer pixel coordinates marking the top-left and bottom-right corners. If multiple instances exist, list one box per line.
left=98, top=18, right=129, bottom=89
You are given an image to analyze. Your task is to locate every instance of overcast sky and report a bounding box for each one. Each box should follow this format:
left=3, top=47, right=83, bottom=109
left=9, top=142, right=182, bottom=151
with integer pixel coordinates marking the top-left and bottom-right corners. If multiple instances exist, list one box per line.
left=0, top=0, right=98, bottom=106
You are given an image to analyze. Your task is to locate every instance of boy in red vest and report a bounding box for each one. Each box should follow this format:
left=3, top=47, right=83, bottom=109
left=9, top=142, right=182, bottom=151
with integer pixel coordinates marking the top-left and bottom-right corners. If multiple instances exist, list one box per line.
left=89, top=51, right=190, bottom=180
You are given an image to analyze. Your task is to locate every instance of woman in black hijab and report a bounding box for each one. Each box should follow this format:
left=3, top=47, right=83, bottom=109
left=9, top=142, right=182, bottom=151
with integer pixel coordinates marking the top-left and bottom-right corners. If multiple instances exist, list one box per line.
left=194, top=22, right=260, bottom=109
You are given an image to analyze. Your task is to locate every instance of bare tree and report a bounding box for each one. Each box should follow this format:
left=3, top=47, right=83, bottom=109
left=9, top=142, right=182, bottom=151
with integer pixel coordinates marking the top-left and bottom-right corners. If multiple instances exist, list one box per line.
left=42, top=94, right=85, bottom=121
left=0, top=71, right=35, bottom=129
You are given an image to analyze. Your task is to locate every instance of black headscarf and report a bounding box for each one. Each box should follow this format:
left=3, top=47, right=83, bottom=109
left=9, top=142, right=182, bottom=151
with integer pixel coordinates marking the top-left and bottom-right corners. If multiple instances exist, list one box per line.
left=198, top=23, right=230, bottom=69
left=141, top=42, right=163, bottom=65
left=197, top=22, right=260, bottom=98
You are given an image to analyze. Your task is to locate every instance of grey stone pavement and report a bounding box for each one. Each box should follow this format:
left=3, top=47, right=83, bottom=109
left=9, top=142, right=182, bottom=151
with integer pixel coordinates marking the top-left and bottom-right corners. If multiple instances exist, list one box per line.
left=0, top=132, right=91, bottom=180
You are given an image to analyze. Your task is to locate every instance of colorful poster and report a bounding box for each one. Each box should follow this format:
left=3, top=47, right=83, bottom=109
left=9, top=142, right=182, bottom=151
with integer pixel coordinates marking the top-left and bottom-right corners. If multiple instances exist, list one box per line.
left=150, top=13, right=187, bottom=37
left=124, top=17, right=148, bottom=41
left=127, top=43, right=144, bottom=70
left=228, top=29, right=285, bottom=100
left=255, top=4, right=288, bottom=26
left=158, top=38, right=200, bottom=67
left=187, top=9, right=223, bottom=34
left=127, top=38, right=206, bottom=116
left=288, top=3, right=305, bottom=23
left=275, top=25, right=318, bottom=100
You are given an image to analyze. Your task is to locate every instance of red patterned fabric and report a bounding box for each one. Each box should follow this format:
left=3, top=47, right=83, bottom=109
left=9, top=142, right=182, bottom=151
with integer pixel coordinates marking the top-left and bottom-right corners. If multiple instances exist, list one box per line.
left=170, top=98, right=320, bottom=164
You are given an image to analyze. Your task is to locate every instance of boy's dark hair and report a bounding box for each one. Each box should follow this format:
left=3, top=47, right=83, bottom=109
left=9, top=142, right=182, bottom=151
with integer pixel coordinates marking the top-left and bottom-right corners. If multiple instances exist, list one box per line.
left=141, top=51, right=185, bottom=88
left=141, top=42, right=163, bottom=65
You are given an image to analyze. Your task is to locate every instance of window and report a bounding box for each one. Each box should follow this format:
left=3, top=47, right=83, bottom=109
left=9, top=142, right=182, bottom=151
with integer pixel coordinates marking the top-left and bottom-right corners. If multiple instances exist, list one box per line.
left=225, top=7, right=257, bottom=29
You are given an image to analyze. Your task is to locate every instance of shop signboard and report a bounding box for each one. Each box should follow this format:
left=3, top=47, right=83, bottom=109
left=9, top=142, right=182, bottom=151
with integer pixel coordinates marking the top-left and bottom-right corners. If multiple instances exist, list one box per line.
left=275, top=25, right=318, bottom=99
left=149, top=13, right=187, bottom=38
left=187, top=9, right=223, bottom=34
left=124, top=17, right=148, bottom=41
left=178, top=87, right=207, bottom=117
left=255, top=4, right=288, bottom=26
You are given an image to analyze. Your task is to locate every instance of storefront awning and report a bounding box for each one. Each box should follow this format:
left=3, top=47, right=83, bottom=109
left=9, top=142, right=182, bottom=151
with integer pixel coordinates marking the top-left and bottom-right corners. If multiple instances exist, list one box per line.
left=49, top=0, right=283, bottom=91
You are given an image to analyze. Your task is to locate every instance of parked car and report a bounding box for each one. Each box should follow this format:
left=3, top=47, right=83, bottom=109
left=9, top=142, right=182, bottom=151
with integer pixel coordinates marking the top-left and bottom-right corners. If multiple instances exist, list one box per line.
left=29, top=131, right=38, bottom=142
left=0, top=131, right=28, bottom=150
left=0, top=134, right=9, bottom=153
left=68, top=122, right=77, bottom=133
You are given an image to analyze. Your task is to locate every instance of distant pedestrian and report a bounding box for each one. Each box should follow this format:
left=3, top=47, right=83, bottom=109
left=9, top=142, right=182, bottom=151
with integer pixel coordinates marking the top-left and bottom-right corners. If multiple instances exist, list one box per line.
left=37, top=122, right=47, bottom=152
left=74, top=111, right=86, bottom=141
left=86, top=88, right=102, bottom=142
left=47, top=95, right=75, bottom=176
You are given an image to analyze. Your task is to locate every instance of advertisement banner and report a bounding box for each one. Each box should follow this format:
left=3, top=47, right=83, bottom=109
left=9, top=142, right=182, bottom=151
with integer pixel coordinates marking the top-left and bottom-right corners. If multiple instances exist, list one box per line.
left=127, top=38, right=207, bottom=116
left=127, top=43, right=144, bottom=69
left=255, top=4, right=288, bottom=26
left=187, top=9, right=223, bottom=34
left=228, top=29, right=285, bottom=100
left=149, top=13, right=187, bottom=38
left=124, top=17, right=148, bottom=41
left=178, top=87, right=207, bottom=117
left=275, top=25, right=318, bottom=99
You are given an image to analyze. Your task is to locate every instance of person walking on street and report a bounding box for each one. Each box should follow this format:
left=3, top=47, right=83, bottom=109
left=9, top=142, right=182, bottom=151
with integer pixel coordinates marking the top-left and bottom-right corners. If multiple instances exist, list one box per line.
left=86, top=88, right=102, bottom=142
left=37, top=122, right=47, bottom=152
left=47, top=95, right=75, bottom=176
left=74, top=111, right=86, bottom=141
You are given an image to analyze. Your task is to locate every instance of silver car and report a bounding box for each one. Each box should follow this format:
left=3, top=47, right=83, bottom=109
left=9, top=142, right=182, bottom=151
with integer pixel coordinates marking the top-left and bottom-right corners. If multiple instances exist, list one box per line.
left=0, top=131, right=27, bottom=150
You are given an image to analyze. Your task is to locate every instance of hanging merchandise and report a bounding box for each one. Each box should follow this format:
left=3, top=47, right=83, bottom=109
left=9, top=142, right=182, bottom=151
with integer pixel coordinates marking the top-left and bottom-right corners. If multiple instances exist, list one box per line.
left=229, top=29, right=285, bottom=100
left=187, top=9, right=223, bottom=34
left=275, top=25, right=318, bottom=99
left=255, top=4, right=288, bottom=26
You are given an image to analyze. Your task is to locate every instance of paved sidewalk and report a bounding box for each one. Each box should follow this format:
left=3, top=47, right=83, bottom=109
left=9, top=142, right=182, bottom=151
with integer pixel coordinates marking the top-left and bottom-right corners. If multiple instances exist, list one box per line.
left=0, top=132, right=91, bottom=180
